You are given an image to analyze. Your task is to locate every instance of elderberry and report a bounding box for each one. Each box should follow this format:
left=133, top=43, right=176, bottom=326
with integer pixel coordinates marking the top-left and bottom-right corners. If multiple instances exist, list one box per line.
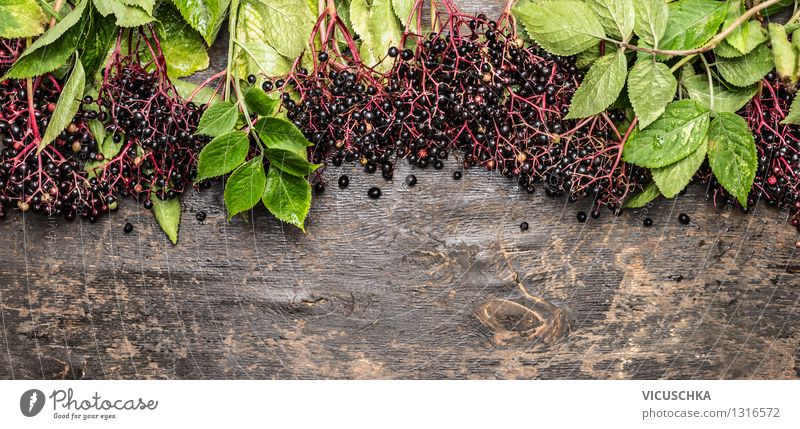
left=452, top=171, right=462, bottom=180
left=576, top=211, right=587, bottom=223
left=123, top=222, right=134, bottom=233
left=368, top=187, right=382, bottom=199
left=338, top=175, right=350, bottom=188
left=520, top=221, right=529, bottom=231
left=678, top=213, right=690, bottom=225
left=405, top=174, right=417, bottom=187
left=643, top=218, right=653, bottom=227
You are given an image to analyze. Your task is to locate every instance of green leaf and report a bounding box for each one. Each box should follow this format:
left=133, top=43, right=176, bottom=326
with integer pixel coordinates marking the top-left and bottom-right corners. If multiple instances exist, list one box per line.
left=726, top=21, right=766, bottom=55
left=244, top=87, right=279, bottom=116
left=262, top=165, right=311, bottom=231
left=392, top=0, right=417, bottom=28
left=224, top=156, right=267, bottom=219
left=238, top=42, right=293, bottom=77
left=3, top=0, right=88, bottom=79
left=88, top=119, right=106, bottom=146
left=196, top=131, right=250, bottom=181
left=120, top=0, right=155, bottom=14
left=660, top=0, right=726, bottom=51
left=252, top=0, right=314, bottom=59
left=714, top=39, right=746, bottom=58
left=716, top=43, right=774, bottom=87
left=39, top=57, right=85, bottom=153
left=706, top=112, right=757, bottom=207
left=585, top=0, right=634, bottom=41
left=80, top=5, right=118, bottom=80
left=85, top=132, right=124, bottom=177
left=651, top=139, right=707, bottom=198
left=350, top=0, right=403, bottom=69
left=682, top=73, right=757, bottom=113
left=624, top=182, right=661, bottom=208
left=0, top=0, right=46, bottom=38
left=515, top=0, right=605, bottom=56
left=93, top=0, right=155, bottom=27
left=781, top=96, right=800, bottom=125
left=255, top=117, right=320, bottom=177
left=633, top=0, right=668, bottom=48
left=171, top=0, right=230, bottom=45
left=173, top=78, right=220, bottom=104
left=195, top=101, right=239, bottom=137
left=623, top=99, right=710, bottom=168
left=627, top=58, right=677, bottom=128
left=155, top=2, right=209, bottom=78
left=768, top=23, right=796, bottom=83
left=575, top=45, right=601, bottom=69
left=152, top=194, right=182, bottom=244
left=566, top=50, right=627, bottom=119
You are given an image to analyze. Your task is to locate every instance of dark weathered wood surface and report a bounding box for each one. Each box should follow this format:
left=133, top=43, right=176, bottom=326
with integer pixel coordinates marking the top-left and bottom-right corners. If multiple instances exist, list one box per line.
left=0, top=1, right=798, bottom=380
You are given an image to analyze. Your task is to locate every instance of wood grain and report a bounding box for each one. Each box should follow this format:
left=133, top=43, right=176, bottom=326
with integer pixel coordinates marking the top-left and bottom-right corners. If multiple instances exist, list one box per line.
left=0, top=1, right=798, bottom=380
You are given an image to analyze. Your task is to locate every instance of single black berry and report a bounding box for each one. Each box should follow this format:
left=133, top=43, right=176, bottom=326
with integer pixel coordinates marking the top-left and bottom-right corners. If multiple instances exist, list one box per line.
left=520, top=221, right=529, bottom=232
left=405, top=174, right=417, bottom=187
left=247, top=74, right=256, bottom=84
left=590, top=210, right=601, bottom=219
left=678, top=213, right=690, bottom=225
left=368, top=187, right=382, bottom=199
left=577, top=211, right=587, bottom=223
left=388, top=47, right=399, bottom=57
left=338, top=175, right=350, bottom=188
left=262, top=81, right=273, bottom=91
left=314, top=182, right=326, bottom=194
left=452, top=171, right=462, bottom=180
left=643, top=218, right=653, bottom=227
left=318, top=52, right=329, bottom=62
left=433, top=160, right=444, bottom=170
left=401, top=49, right=414, bottom=61
left=196, top=211, right=207, bottom=222
left=123, top=222, right=134, bottom=233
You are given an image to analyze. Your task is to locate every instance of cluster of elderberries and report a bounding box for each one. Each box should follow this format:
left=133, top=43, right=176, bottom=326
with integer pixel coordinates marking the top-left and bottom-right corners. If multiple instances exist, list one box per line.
left=698, top=72, right=800, bottom=230
left=0, top=39, right=110, bottom=221
left=93, top=46, right=208, bottom=208
left=275, top=12, right=647, bottom=212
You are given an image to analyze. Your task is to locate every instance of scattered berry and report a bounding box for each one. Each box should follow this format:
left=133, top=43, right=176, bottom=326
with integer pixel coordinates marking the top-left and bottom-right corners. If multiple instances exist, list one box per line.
left=338, top=175, right=350, bottom=188
left=405, top=174, right=417, bottom=187
left=123, top=222, right=134, bottom=233
left=576, top=211, right=587, bottom=223
left=678, top=213, right=691, bottom=225
left=368, top=187, right=382, bottom=199
left=196, top=211, right=207, bottom=222
left=314, top=182, right=326, bottom=194
left=643, top=218, right=653, bottom=227
left=520, top=221, right=529, bottom=231
left=452, top=171, right=462, bottom=180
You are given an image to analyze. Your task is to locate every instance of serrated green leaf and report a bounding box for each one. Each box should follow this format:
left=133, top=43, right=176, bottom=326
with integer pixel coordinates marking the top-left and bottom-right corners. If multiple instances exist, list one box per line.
left=239, top=42, right=293, bottom=77
left=716, top=43, right=774, bottom=87
left=195, top=101, right=239, bottom=137
left=0, top=0, right=46, bottom=39
left=38, top=56, right=85, bottom=153
left=262, top=165, right=311, bottom=231
left=714, top=39, right=746, bottom=58
left=781, top=96, right=800, bottom=124
left=726, top=20, right=766, bottom=55
left=224, top=156, right=267, bottom=219
left=252, top=0, right=314, bottom=59
left=682, top=73, right=757, bottom=113
left=155, top=2, right=209, bottom=78
left=566, top=50, right=627, bottom=119
left=171, top=0, right=230, bottom=45
left=173, top=78, right=220, bottom=104
left=633, top=0, right=668, bottom=48
left=652, top=139, right=707, bottom=198
left=152, top=194, right=182, bottom=244
left=3, top=0, right=88, bottom=79
left=707, top=112, right=757, bottom=207
left=392, top=0, right=418, bottom=28
left=80, top=5, right=118, bottom=80
left=623, top=99, right=710, bottom=168
left=119, top=0, right=155, bottom=14
left=627, top=58, right=677, bottom=128
left=660, top=0, right=726, bottom=51
left=349, top=0, right=402, bottom=69
left=244, top=87, right=279, bottom=116
left=624, top=182, right=661, bottom=208
left=196, top=131, right=250, bottom=181
left=255, top=117, right=319, bottom=177
left=575, top=45, right=601, bottom=69
left=585, top=0, right=634, bottom=41
left=93, top=0, right=155, bottom=27
left=769, top=23, right=796, bottom=83
left=515, top=0, right=605, bottom=56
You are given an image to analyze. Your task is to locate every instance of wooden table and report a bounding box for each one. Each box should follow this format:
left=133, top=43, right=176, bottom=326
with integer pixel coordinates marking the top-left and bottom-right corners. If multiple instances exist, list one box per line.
left=0, top=1, right=798, bottom=380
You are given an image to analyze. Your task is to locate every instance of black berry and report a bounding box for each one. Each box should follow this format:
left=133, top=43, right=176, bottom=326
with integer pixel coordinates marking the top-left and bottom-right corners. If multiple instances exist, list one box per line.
left=576, top=211, right=587, bottom=223
left=452, top=171, right=462, bottom=180
left=520, top=221, right=529, bottom=231
left=405, top=174, right=417, bottom=187
left=123, top=222, right=133, bottom=233
left=678, top=213, right=690, bottom=225
left=643, top=218, right=653, bottom=227
left=368, top=187, right=382, bottom=199
left=196, top=211, right=207, bottom=222
left=338, top=175, right=350, bottom=188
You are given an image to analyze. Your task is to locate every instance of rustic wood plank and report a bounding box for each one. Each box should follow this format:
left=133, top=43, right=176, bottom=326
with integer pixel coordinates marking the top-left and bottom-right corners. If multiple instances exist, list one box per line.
left=0, top=0, right=798, bottom=380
